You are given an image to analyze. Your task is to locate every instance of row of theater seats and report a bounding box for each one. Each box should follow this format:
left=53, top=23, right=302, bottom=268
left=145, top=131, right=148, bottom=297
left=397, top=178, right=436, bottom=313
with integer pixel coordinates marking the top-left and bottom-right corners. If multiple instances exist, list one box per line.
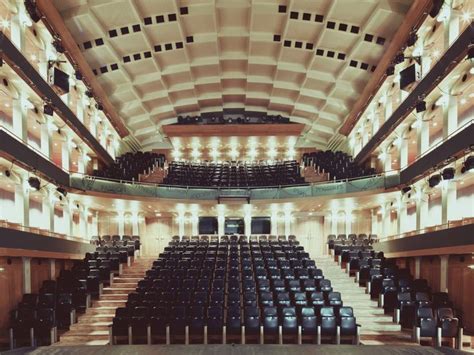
left=327, top=233, right=379, bottom=248
left=302, top=151, right=376, bottom=180
left=329, top=238, right=463, bottom=349
left=93, top=152, right=165, bottom=181
left=91, top=234, right=141, bottom=250
left=162, top=161, right=306, bottom=187
left=110, top=237, right=361, bottom=345
left=9, top=238, right=140, bottom=349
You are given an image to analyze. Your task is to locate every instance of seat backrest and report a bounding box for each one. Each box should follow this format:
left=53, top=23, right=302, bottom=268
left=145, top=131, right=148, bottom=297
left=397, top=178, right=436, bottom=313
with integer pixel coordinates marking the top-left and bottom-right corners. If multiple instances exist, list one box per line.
left=320, top=306, right=335, bottom=317
left=417, top=307, right=433, bottom=319
left=338, top=307, right=354, bottom=317
left=437, top=307, right=454, bottom=319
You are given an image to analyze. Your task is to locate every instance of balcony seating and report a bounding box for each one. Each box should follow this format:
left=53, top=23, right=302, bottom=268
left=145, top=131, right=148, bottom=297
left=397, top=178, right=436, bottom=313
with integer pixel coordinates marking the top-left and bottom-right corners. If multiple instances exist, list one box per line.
left=111, top=237, right=358, bottom=345
left=302, top=150, right=375, bottom=180
left=162, top=160, right=305, bottom=187
left=93, top=152, right=165, bottom=181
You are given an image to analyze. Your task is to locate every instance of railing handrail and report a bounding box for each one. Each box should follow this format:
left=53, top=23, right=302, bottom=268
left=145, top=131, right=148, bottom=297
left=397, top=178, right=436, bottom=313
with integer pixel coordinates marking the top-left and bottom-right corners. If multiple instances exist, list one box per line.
left=380, top=217, right=474, bottom=242
left=0, top=219, right=90, bottom=244
left=72, top=170, right=395, bottom=191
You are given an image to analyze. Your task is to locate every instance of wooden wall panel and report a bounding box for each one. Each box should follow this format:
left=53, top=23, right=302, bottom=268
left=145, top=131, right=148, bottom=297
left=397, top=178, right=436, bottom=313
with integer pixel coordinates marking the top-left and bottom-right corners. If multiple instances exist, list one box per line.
left=30, top=259, right=51, bottom=294
left=448, top=255, right=474, bottom=334
left=0, top=257, right=23, bottom=340
left=420, top=256, right=440, bottom=293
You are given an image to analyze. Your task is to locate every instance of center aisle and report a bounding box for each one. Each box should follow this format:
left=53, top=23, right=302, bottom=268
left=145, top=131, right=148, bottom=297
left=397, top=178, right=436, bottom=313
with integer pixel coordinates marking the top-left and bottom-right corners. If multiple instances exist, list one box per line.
left=53, top=258, right=155, bottom=346
left=313, top=255, right=414, bottom=346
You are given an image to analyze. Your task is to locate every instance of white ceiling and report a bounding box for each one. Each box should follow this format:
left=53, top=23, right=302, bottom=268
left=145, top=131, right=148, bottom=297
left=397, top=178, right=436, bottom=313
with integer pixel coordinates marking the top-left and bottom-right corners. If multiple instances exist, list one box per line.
left=53, top=0, right=411, bottom=150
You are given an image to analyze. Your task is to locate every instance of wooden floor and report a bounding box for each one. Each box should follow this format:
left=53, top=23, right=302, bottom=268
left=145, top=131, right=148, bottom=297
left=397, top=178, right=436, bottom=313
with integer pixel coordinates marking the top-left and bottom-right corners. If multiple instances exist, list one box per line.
left=6, top=344, right=469, bottom=355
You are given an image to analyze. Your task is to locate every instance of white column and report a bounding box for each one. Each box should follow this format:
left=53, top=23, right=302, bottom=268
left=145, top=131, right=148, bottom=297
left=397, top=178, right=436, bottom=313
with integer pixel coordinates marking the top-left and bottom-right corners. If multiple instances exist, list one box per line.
left=15, top=180, right=29, bottom=226
left=77, top=148, right=85, bottom=174
left=441, top=180, right=457, bottom=224
left=40, top=117, right=53, bottom=158
left=399, top=135, right=408, bottom=169
left=445, top=11, right=459, bottom=47
left=384, top=98, right=393, bottom=121
left=371, top=208, right=379, bottom=235
left=244, top=214, right=251, bottom=236
left=63, top=201, right=72, bottom=236
left=42, top=191, right=55, bottom=232
left=117, top=211, right=125, bottom=236
left=383, top=149, right=392, bottom=172
left=131, top=212, right=140, bottom=235
left=22, top=257, right=31, bottom=294
left=12, top=97, right=27, bottom=141
left=397, top=197, right=407, bottom=234
left=78, top=204, right=86, bottom=239
left=49, top=259, right=56, bottom=280
left=179, top=214, right=186, bottom=237
left=372, top=115, right=380, bottom=135
left=330, top=213, right=337, bottom=235
left=417, top=118, right=430, bottom=156
left=344, top=211, right=351, bottom=235
left=270, top=212, right=278, bottom=235
left=10, top=10, right=25, bottom=51
left=90, top=110, right=98, bottom=137
left=382, top=204, right=391, bottom=239
left=443, top=95, right=458, bottom=138
left=414, top=257, right=421, bottom=279
left=284, top=211, right=291, bottom=237
left=439, top=255, right=449, bottom=293
left=93, top=211, right=99, bottom=237
left=191, top=213, right=199, bottom=236
left=76, top=92, right=84, bottom=123
left=61, top=138, right=71, bottom=171
left=416, top=195, right=429, bottom=230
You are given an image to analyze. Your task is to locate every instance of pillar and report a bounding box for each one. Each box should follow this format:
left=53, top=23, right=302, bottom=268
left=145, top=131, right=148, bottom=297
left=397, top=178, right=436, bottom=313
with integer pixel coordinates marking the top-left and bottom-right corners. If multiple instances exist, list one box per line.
left=78, top=204, right=87, bottom=239
left=191, top=213, right=198, bottom=236
left=61, top=137, right=71, bottom=171
left=22, top=257, right=31, bottom=294
left=414, top=256, right=421, bottom=279
left=49, top=259, right=56, bottom=280
left=416, top=194, right=429, bottom=230
left=384, top=97, right=393, bottom=121
left=399, top=135, right=408, bottom=169
left=284, top=211, right=291, bottom=237
left=398, top=197, right=407, bottom=234
left=344, top=211, right=351, bottom=235
left=382, top=204, right=391, bottom=239
left=132, top=212, right=139, bottom=235
left=383, top=149, right=392, bottom=172
left=217, top=215, right=225, bottom=236
left=329, top=213, right=337, bottom=235
left=445, top=10, right=459, bottom=47
left=12, top=96, right=27, bottom=141
left=439, top=255, right=449, bottom=293
left=42, top=191, right=55, bottom=232
left=63, top=201, right=72, bottom=236
left=10, top=9, right=25, bottom=51
left=417, top=117, right=430, bottom=156
left=117, top=211, right=125, bottom=236
left=15, top=180, right=29, bottom=226
left=76, top=92, right=84, bottom=123
left=90, top=110, right=98, bottom=137
left=40, top=117, right=53, bottom=158
left=443, top=95, right=458, bottom=138
left=77, top=148, right=85, bottom=174
left=244, top=214, right=251, bottom=236
left=441, top=180, right=457, bottom=224
left=270, top=212, right=278, bottom=235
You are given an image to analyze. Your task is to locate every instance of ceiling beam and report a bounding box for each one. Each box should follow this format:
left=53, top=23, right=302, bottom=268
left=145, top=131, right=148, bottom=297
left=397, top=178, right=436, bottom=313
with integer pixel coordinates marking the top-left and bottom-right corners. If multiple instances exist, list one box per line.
left=338, top=0, right=432, bottom=136
left=36, top=0, right=130, bottom=138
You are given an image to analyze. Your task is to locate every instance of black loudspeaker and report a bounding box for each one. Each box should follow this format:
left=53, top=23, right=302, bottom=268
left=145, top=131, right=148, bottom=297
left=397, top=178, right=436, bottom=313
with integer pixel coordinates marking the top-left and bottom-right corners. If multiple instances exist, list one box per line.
left=28, top=177, right=41, bottom=190
left=24, top=0, right=41, bottom=23
left=44, top=104, right=53, bottom=116
left=402, top=186, right=412, bottom=194
left=429, top=0, right=444, bottom=18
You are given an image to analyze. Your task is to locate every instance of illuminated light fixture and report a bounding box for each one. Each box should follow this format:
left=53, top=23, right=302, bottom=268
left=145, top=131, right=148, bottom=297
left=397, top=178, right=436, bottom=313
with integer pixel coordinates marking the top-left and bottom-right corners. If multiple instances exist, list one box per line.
left=209, top=147, right=221, bottom=161
left=436, top=2, right=450, bottom=22
left=228, top=148, right=239, bottom=160
left=267, top=147, right=277, bottom=159
left=172, top=149, right=182, bottom=160
left=428, top=174, right=441, bottom=188
left=0, top=18, right=9, bottom=29
left=441, top=167, right=455, bottom=180
left=190, top=148, right=201, bottom=160
left=247, top=147, right=258, bottom=160
left=462, top=11, right=473, bottom=23
left=460, top=98, right=467, bottom=105
left=415, top=101, right=426, bottom=113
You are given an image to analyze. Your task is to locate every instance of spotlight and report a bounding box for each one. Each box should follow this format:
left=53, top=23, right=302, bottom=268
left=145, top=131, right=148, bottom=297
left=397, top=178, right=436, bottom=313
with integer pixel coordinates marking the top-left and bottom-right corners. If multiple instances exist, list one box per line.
left=415, top=101, right=426, bottom=113
left=56, top=187, right=67, bottom=197
left=95, top=103, right=103, bottom=111
left=461, top=156, right=474, bottom=173
left=407, top=33, right=418, bottom=47
left=386, top=66, right=395, bottom=76
left=428, top=174, right=441, bottom=188
left=468, top=47, right=474, bottom=60
left=28, top=177, right=41, bottom=190
left=429, top=0, right=444, bottom=18
left=52, top=39, right=65, bottom=54
left=441, top=167, right=455, bottom=180
left=394, top=53, right=405, bottom=64
left=24, top=0, right=41, bottom=23
left=44, top=104, right=54, bottom=116
left=85, top=90, right=93, bottom=98
left=402, top=186, right=412, bottom=194
left=75, top=70, right=83, bottom=80
left=5, top=169, right=10, bottom=177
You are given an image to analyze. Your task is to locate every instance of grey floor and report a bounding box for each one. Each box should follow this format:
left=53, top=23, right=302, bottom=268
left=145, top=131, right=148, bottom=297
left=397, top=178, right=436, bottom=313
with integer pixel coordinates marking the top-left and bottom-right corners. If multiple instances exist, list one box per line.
left=3, top=345, right=470, bottom=355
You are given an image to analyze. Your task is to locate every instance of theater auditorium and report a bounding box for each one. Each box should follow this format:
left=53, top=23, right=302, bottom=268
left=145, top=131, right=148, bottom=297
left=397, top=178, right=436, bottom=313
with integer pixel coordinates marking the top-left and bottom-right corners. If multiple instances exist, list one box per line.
left=0, top=0, right=472, bottom=354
